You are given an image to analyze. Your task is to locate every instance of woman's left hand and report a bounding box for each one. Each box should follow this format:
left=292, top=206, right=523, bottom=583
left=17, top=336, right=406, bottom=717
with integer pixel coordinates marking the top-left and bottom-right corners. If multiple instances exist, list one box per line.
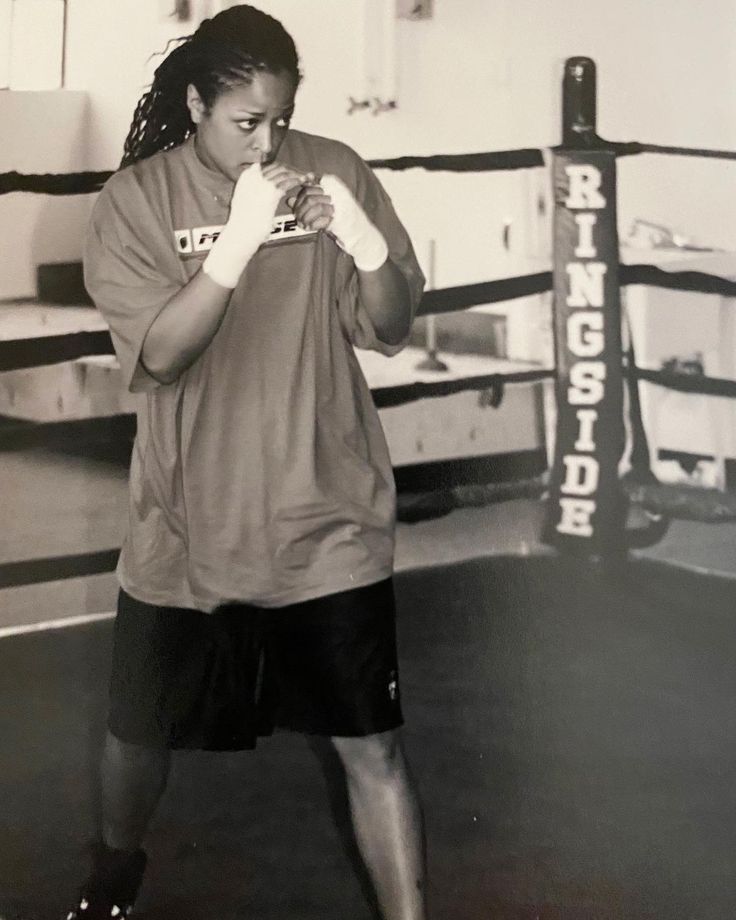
left=261, top=162, right=333, bottom=231
left=261, top=162, right=315, bottom=207
left=289, top=182, right=335, bottom=232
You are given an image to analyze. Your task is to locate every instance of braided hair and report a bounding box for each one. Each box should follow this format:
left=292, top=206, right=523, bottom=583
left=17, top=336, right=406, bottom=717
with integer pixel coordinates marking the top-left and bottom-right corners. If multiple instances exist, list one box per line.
left=121, top=4, right=301, bottom=168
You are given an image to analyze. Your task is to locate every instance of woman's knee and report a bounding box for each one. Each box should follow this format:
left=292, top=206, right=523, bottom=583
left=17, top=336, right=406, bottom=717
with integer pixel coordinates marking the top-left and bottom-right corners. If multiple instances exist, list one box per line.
left=104, top=730, right=171, bottom=769
left=331, top=728, right=404, bottom=782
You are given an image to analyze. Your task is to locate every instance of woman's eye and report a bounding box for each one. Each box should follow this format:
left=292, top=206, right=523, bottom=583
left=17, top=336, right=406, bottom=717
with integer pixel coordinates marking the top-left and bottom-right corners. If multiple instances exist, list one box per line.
left=236, top=117, right=290, bottom=131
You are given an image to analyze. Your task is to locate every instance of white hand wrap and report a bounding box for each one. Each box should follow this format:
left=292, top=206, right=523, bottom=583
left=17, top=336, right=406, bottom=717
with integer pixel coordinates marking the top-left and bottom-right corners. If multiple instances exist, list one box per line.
left=203, top=164, right=282, bottom=289
left=320, top=174, right=389, bottom=273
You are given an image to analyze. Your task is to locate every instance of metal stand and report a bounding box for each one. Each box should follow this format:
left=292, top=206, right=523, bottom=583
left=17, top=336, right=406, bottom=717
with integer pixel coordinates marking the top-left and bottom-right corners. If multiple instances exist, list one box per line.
left=416, top=240, right=449, bottom=372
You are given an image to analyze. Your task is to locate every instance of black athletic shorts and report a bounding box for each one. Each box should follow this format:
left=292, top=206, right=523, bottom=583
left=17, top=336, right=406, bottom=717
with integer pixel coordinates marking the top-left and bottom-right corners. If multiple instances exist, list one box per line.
left=107, top=578, right=404, bottom=751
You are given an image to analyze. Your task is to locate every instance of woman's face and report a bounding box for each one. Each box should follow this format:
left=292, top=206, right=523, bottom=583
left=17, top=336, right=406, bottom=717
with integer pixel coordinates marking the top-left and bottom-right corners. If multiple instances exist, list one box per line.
left=188, top=70, right=297, bottom=181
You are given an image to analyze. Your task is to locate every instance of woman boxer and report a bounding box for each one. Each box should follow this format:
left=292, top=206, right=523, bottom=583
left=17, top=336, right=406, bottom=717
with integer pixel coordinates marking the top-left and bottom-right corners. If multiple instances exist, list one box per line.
left=68, top=4, right=427, bottom=919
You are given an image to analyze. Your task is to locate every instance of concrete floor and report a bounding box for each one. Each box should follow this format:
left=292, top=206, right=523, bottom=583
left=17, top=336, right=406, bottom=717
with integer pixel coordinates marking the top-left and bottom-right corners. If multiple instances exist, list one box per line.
left=1, top=420, right=736, bottom=920
left=2, top=554, right=735, bottom=920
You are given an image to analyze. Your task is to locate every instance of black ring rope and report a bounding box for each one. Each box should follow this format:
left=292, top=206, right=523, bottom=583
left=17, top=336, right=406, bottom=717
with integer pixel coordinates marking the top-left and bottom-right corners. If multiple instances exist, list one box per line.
left=368, top=149, right=545, bottom=172
left=0, top=330, right=115, bottom=373
left=0, top=549, right=120, bottom=590
left=3, top=136, right=734, bottom=197
left=0, top=170, right=113, bottom=197
left=0, top=275, right=554, bottom=374
left=14, top=363, right=733, bottom=457
left=610, top=140, right=736, bottom=162
left=420, top=272, right=552, bottom=315
left=372, top=369, right=553, bottom=410
left=633, top=368, right=736, bottom=400
left=2, top=264, right=734, bottom=375
left=0, top=469, right=552, bottom=590
left=621, top=264, right=736, bottom=297
left=0, top=148, right=547, bottom=197
left=0, top=366, right=554, bottom=454
left=2, top=359, right=732, bottom=586
left=623, top=326, right=654, bottom=483
left=0, top=413, right=136, bottom=453
left=2, top=131, right=735, bottom=589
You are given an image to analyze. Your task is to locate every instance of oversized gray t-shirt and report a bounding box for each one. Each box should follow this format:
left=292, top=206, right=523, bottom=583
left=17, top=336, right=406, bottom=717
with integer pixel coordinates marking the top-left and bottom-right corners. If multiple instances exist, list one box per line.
left=84, top=131, right=424, bottom=611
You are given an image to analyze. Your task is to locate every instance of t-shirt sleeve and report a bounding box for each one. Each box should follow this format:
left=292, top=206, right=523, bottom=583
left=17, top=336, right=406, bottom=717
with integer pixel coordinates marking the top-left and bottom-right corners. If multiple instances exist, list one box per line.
left=334, top=152, right=425, bottom=357
left=83, top=172, right=182, bottom=393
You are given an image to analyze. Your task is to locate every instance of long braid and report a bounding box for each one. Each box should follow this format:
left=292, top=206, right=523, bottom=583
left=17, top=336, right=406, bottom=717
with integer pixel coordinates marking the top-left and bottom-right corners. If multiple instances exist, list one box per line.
left=121, top=40, right=198, bottom=168
left=120, top=5, right=301, bottom=169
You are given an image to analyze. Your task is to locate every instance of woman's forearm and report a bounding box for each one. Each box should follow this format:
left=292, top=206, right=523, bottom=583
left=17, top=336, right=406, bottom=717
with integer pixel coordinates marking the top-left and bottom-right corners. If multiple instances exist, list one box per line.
left=356, top=258, right=413, bottom=346
left=141, top=270, right=232, bottom=384
left=141, top=162, right=298, bottom=385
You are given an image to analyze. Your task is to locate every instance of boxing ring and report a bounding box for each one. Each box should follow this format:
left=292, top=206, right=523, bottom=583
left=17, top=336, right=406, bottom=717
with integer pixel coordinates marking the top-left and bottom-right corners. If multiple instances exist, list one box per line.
left=2, top=57, right=736, bottom=919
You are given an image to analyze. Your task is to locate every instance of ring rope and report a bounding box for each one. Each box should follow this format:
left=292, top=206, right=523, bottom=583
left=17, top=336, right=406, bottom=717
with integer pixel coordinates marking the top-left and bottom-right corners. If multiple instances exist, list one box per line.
left=0, top=170, right=112, bottom=197
left=632, top=367, right=736, bottom=399
left=0, top=148, right=547, bottom=197
left=2, top=124, right=736, bottom=579
left=0, top=413, right=136, bottom=453
left=0, top=330, right=114, bottom=373
left=3, top=135, right=734, bottom=197
left=0, top=369, right=555, bottom=454
left=0, top=474, right=553, bottom=587
left=3, top=265, right=735, bottom=375
left=9, top=359, right=734, bottom=459
left=367, top=149, right=545, bottom=172
left=0, top=549, right=120, bottom=590
left=622, top=264, right=736, bottom=297
left=420, top=273, right=551, bottom=315
left=372, top=369, right=552, bottom=409
left=609, top=140, right=736, bottom=162
left=622, top=328, right=653, bottom=482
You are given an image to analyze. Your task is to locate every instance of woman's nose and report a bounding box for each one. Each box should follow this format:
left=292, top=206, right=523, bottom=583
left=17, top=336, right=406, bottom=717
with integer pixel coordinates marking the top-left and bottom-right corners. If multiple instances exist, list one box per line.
left=253, top=123, right=273, bottom=160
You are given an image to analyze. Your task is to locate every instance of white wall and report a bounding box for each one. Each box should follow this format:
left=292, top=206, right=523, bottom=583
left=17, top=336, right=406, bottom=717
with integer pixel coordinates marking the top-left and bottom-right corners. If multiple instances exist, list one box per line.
left=5, top=0, right=736, bottom=300
left=0, top=90, right=91, bottom=299
left=60, top=0, right=524, bottom=291
left=502, top=0, right=736, bottom=251
left=63, top=0, right=194, bottom=170
left=63, top=0, right=514, bottom=165
left=249, top=0, right=736, bottom=255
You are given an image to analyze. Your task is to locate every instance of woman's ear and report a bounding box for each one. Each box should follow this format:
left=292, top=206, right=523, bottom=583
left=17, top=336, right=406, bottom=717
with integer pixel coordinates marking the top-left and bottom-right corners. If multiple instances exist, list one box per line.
left=186, top=84, right=206, bottom=124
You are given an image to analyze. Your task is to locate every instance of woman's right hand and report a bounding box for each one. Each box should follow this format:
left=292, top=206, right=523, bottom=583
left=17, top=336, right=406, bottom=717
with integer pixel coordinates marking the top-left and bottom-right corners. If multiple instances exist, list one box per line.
left=227, top=163, right=284, bottom=239
left=203, top=163, right=282, bottom=289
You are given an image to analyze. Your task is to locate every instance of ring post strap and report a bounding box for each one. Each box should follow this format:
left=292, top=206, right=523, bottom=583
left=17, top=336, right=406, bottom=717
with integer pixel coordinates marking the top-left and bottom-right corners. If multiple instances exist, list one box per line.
left=622, top=318, right=656, bottom=484
left=542, top=147, right=628, bottom=554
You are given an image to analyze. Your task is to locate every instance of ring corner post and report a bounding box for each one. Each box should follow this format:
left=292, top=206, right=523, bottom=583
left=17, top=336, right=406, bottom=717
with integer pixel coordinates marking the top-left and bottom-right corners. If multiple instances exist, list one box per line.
left=542, top=57, right=628, bottom=560
left=562, top=56, right=598, bottom=149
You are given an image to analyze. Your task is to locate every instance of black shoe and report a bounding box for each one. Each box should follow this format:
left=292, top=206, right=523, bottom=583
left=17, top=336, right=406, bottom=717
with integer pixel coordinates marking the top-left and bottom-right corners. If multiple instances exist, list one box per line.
left=65, top=845, right=147, bottom=920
